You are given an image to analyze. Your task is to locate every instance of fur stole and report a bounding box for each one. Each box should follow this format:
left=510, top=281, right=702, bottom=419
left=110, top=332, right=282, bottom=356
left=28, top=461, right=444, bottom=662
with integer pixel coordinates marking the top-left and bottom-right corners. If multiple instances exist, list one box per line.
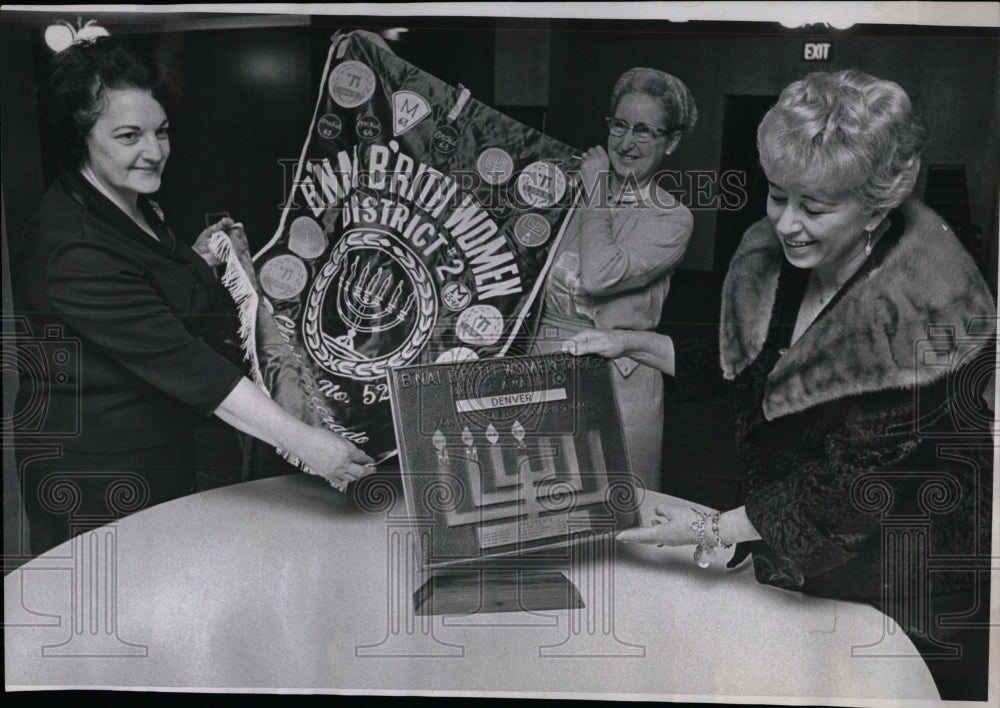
left=720, top=198, right=996, bottom=420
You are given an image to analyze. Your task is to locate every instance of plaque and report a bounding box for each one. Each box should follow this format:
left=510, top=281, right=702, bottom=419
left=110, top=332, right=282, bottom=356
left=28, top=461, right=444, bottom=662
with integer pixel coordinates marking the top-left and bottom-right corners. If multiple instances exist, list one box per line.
left=387, top=353, right=640, bottom=570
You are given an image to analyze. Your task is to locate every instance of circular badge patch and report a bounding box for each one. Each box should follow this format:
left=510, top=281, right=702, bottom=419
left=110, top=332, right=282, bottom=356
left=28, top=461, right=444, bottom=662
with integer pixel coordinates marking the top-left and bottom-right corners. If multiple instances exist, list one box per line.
left=455, top=304, right=504, bottom=346
left=288, top=216, right=328, bottom=259
left=477, top=148, right=514, bottom=185
left=513, top=213, right=551, bottom=247
left=441, top=281, right=472, bottom=311
left=328, top=61, right=376, bottom=108
left=356, top=114, right=381, bottom=140
left=435, top=347, right=478, bottom=364
left=433, top=125, right=459, bottom=154
left=260, top=254, right=309, bottom=301
left=317, top=114, right=342, bottom=140
left=516, top=161, right=567, bottom=208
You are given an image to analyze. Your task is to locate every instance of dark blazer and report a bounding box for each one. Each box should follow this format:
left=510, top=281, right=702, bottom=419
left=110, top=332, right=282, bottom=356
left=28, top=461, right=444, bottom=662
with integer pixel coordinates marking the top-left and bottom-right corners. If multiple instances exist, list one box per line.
left=12, top=172, right=245, bottom=452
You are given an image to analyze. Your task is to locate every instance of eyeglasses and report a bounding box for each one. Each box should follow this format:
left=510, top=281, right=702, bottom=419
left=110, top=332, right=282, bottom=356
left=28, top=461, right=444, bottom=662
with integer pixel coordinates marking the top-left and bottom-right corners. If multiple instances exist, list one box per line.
left=605, top=117, right=670, bottom=143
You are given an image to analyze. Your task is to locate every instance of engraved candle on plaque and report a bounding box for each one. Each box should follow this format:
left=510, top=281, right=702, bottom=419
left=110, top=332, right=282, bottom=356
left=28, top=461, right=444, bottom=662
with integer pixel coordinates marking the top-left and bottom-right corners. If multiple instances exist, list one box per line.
left=485, top=423, right=504, bottom=477
left=432, top=429, right=449, bottom=477
left=512, top=420, right=528, bottom=473
left=461, top=425, right=477, bottom=480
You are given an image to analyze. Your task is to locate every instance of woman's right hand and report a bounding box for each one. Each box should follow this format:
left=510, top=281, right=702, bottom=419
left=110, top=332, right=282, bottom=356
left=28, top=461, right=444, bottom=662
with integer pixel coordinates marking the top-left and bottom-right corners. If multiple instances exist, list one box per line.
left=562, top=328, right=630, bottom=359
left=290, top=424, right=377, bottom=490
left=192, top=216, right=236, bottom=267
left=577, top=146, right=610, bottom=196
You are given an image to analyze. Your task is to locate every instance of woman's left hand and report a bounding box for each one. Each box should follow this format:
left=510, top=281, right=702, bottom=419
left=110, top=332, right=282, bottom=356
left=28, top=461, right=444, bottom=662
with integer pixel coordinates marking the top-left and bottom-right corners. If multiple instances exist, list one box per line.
left=616, top=502, right=703, bottom=546
left=192, top=216, right=236, bottom=267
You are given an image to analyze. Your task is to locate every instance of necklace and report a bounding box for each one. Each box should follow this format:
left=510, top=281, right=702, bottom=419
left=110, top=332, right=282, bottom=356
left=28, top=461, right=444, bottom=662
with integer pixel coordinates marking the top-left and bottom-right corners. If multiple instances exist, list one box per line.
left=792, top=276, right=843, bottom=346
left=793, top=229, right=880, bottom=346
left=808, top=234, right=876, bottom=306
left=805, top=273, right=846, bottom=307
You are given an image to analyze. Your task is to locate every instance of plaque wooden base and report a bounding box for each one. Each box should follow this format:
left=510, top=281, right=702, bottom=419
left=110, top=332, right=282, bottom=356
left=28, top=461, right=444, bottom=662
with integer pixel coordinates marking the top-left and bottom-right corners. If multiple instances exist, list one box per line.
left=413, top=569, right=584, bottom=616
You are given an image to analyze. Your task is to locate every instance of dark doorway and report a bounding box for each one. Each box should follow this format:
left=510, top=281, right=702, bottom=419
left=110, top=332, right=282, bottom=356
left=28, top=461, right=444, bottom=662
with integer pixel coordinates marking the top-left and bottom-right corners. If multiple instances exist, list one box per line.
left=713, top=95, right=777, bottom=273
left=658, top=95, right=777, bottom=506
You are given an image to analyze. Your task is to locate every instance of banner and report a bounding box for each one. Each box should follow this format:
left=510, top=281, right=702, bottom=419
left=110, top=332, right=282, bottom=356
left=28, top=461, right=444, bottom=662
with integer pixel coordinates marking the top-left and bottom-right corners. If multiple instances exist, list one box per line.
left=236, top=31, right=579, bottom=462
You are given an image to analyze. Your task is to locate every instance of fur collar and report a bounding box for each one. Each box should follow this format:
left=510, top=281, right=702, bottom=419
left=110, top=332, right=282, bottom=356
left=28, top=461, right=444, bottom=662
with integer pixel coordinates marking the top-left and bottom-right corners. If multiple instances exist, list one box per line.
left=720, top=198, right=996, bottom=420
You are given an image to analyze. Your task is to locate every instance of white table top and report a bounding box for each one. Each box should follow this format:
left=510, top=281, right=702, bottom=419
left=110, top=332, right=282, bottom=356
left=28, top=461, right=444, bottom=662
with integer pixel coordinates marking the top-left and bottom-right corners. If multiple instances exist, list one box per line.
left=5, top=474, right=939, bottom=700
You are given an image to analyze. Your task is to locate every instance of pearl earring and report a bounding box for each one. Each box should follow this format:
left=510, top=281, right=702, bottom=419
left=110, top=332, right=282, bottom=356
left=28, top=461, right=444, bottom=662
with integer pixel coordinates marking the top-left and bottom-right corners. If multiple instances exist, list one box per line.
left=864, top=229, right=874, bottom=257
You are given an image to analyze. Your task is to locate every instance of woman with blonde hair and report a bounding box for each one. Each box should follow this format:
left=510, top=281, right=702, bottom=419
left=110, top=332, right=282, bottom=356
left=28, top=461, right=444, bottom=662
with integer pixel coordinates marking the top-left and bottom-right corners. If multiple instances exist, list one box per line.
left=568, top=70, right=995, bottom=700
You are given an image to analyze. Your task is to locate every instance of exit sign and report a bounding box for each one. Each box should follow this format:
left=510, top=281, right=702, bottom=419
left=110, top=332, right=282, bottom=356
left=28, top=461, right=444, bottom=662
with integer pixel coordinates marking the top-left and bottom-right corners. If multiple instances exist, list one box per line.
left=803, top=42, right=832, bottom=61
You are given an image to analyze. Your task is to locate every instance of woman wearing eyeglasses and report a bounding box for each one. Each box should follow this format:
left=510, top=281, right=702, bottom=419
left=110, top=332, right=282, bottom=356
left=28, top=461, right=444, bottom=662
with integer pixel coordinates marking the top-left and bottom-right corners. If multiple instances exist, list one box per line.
left=565, top=70, right=995, bottom=700
left=535, top=67, right=698, bottom=493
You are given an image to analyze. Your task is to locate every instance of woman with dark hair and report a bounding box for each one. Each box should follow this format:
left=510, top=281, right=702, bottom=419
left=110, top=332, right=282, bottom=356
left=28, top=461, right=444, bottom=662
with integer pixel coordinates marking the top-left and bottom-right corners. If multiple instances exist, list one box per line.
left=535, top=67, right=698, bottom=492
left=567, top=70, right=995, bottom=700
left=13, top=36, right=375, bottom=556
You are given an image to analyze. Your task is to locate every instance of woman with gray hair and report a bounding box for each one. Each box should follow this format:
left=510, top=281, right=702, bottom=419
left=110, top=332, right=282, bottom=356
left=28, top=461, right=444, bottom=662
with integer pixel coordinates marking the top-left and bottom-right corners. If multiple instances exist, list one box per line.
left=536, top=67, right=698, bottom=493
left=567, top=70, right=994, bottom=700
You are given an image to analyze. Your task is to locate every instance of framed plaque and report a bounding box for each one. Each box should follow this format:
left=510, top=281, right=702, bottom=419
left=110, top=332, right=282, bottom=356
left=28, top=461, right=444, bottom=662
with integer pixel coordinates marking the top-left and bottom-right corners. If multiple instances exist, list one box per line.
left=387, top=353, right=640, bottom=570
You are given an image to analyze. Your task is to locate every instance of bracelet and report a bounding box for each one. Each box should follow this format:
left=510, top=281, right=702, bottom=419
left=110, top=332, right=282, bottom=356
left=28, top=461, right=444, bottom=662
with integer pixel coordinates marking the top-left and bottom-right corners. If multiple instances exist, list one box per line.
left=690, top=509, right=714, bottom=568
left=712, top=512, right=733, bottom=550
left=690, top=509, right=732, bottom=569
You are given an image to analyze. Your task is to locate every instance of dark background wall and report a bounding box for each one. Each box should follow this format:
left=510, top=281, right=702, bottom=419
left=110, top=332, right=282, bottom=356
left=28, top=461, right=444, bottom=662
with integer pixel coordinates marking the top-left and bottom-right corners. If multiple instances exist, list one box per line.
left=152, top=27, right=314, bottom=245
left=545, top=21, right=1000, bottom=276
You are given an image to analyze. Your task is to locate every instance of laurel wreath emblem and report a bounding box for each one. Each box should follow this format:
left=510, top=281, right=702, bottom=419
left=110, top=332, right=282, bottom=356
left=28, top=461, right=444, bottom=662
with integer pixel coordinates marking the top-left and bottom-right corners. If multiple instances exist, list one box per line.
left=303, top=229, right=437, bottom=380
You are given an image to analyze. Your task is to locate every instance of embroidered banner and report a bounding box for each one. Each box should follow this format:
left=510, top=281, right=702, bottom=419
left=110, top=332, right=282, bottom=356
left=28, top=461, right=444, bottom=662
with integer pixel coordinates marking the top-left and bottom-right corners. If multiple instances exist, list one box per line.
left=233, top=31, right=578, bottom=463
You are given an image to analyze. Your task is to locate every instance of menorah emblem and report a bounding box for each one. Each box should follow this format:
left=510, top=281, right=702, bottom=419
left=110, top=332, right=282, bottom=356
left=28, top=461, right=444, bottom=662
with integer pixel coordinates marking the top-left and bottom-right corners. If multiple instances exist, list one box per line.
left=331, top=255, right=416, bottom=357
left=304, top=230, right=438, bottom=380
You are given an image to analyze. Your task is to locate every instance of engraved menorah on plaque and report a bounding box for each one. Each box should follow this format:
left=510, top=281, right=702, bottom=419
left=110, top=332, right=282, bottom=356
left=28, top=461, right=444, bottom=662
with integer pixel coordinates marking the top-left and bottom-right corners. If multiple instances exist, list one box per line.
left=332, top=256, right=415, bottom=356
left=388, top=353, right=642, bottom=639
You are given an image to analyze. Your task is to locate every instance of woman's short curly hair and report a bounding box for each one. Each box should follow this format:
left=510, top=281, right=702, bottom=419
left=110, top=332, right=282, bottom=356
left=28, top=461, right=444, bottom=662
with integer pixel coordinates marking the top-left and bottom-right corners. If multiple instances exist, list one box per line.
left=757, top=70, right=927, bottom=212
left=40, top=36, right=176, bottom=171
left=610, top=67, right=698, bottom=135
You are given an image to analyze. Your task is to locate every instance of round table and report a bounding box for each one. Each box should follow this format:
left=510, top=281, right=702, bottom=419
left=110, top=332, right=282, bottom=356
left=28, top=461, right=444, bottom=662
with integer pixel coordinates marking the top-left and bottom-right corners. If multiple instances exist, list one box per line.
left=5, top=474, right=939, bottom=699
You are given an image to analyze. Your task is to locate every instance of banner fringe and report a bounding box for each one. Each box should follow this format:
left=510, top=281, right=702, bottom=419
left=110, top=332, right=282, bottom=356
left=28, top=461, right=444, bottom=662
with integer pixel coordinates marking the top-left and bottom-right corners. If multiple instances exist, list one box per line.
left=208, top=232, right=337, bottom=486
left=209, top=232, right=264, bottom=388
